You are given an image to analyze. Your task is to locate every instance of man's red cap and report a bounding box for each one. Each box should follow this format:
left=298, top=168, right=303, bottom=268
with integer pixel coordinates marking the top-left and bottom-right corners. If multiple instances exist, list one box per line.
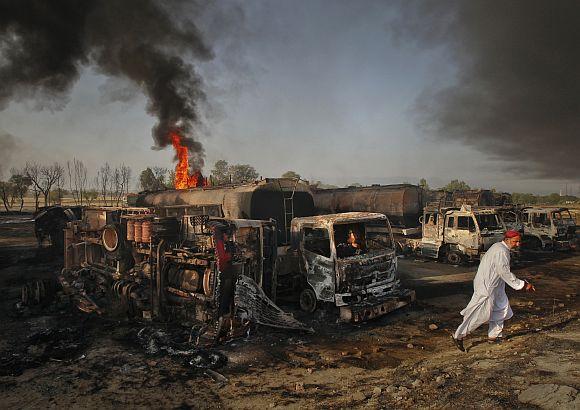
left=504, top=230, right=521, bottom=239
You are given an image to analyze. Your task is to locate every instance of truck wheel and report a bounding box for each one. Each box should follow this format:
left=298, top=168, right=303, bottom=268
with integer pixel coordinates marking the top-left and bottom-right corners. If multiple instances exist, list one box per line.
left=446, top=250, right=463, bottom=265
left=299, top=288, right=317, bottom=313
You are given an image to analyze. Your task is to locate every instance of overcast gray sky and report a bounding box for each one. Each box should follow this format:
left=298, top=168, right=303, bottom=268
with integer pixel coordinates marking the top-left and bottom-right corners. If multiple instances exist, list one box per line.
left=0, top=1, right=578, bottom=195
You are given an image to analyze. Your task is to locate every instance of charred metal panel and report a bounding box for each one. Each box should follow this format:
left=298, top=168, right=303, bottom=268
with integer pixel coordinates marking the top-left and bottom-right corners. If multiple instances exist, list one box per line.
left=335, top=251, right=397, bottom=294
left=302, top=250, right=335, bottom=302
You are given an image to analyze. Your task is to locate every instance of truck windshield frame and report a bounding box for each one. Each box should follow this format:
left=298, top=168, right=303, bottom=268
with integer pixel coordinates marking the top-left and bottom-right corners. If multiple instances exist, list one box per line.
left=475, top=213, right=502, bottom=231
left=302, top=227, right=332, bottom=258
left=552, top=210, right=573, bottom=222
left=334, top=219, right=393, bottom=259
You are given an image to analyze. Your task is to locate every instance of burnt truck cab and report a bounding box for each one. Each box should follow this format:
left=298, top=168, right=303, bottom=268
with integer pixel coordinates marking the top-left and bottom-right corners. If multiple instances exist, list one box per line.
left=419, top=205, right=505, bottom=264
left=276, top=212, right=414, bottom=322
left=521, top=207, right=577, bottom=250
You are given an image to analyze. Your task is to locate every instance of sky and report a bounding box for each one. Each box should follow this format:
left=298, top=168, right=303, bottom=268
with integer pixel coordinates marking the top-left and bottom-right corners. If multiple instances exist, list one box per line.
left=0, top=1, right=578, bottom=195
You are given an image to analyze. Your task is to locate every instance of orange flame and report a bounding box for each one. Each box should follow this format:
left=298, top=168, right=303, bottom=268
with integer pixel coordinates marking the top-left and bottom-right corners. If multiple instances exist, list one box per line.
left=170, top=132, right=207, bottom=189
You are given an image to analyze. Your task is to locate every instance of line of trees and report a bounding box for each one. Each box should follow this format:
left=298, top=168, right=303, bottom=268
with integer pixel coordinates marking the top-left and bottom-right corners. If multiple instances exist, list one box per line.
left=0, top=159, right=133, bottom=212
left=139, top=167, right=175, bottom=191
left=210, top=160, right=259, bottom=185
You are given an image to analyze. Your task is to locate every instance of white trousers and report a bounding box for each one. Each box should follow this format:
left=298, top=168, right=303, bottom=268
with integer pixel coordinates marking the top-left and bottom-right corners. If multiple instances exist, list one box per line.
left=487, top=320, right=504, bottom=339
left=454, top=318, right=504, bottom=339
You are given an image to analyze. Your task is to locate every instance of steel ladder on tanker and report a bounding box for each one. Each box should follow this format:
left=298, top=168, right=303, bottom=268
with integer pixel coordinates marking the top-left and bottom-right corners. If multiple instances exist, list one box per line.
left=277, top=178, right=300, bottom=244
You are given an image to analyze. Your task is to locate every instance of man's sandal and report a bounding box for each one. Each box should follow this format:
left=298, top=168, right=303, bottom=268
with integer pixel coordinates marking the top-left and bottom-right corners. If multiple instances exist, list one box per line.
left=451, top=336, right=465, bottom=352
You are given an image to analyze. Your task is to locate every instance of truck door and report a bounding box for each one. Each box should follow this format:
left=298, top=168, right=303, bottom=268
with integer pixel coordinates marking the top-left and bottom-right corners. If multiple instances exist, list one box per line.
left=455, top=215, right=478, bottom=251
left=420, top=212, right=440, bottom=258
left=444, top=215, right=457, bottom=244
left=301, top=227, right=335, bottom=302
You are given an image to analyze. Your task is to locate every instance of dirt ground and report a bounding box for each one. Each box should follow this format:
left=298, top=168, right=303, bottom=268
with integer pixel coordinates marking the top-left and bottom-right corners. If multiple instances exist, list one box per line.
left=0, top=215, right=578, bottom=409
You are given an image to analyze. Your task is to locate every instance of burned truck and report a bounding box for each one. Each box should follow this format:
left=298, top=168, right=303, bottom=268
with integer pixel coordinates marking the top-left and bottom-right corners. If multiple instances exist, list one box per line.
left=274, top=212, right=414, bottom=322
left=312, top=185, right=508, bottom=263
left=520, top=207, right=577, bottom=250
left=61, top=206, right=309, bottom=345
left=137, top=179, right=414, bottom=321
left=414, top=205, right=506, bottom=263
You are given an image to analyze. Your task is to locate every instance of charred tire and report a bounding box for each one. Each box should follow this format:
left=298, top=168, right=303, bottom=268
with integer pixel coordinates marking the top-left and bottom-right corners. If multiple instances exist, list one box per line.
left=299, top=288, right=317, bottom=313
left=446, top=250, right=464, bottom=265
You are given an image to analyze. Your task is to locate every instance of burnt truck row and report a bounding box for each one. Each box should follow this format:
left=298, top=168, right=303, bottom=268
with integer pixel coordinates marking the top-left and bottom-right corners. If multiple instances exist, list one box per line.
left=313, top=184, right=577, bottom=262
left=33, top=179, right=575, bottom=345
left=34, top=179, right=415, bottom=345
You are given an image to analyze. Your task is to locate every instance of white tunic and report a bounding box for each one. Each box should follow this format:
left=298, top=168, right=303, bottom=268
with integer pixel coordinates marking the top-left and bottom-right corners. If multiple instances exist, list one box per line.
left=457, top=241, right=525, bottom=335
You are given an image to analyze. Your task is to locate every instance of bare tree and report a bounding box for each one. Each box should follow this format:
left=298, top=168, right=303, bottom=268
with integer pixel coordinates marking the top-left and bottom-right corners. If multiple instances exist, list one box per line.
left=25, top=162, right=63, bottom=207
left=121, top=165, right=131, bottom=197
left=24, top=162, right=42, bottom=210
left=54, top=164, right=65, bottom=204
left=111, top=164, right=132, bottom=205
left=96, top=163, right=112, bottom=206
left=108, top=165, right=117, bottom=205
left=67, top=159, right=88, bottom=205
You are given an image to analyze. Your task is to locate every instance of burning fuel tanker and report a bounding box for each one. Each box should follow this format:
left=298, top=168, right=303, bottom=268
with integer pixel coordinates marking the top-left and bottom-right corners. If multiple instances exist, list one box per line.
left=312, top=184, right=425, bottom=228
left=135, top=178, right=315, bottom=244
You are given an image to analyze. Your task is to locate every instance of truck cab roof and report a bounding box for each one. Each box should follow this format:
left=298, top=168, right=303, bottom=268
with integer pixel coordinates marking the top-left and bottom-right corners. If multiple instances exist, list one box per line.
left=291, top=212, right=387, bottom=228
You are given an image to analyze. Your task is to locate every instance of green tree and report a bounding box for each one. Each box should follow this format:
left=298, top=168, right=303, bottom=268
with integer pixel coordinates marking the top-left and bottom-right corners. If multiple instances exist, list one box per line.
left=310, top=180, right=339, bottom=190
left=0, top=181, right=15, bottom=211
left=512, top=192, right=537, bottom=205
left=166, top=170, right=176, bottom=189
left=211, top=160, right=230, bottom=185
left=419, top=178, right=430, bottom=190
left=442, top=179, right=471, bottom=191
left=139, top=167, right=167, bottom=191
left=281, top=171, right=301, bottom=179
left=230, top=164, right=259, bottom=184
left=9, top=172, right=31, bottom=211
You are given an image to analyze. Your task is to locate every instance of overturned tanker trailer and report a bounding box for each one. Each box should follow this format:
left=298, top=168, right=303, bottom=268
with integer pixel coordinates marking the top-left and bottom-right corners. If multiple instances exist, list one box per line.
left=61, top=206, right=311, bottom=345
left=137, top=179, right=414, bottom=322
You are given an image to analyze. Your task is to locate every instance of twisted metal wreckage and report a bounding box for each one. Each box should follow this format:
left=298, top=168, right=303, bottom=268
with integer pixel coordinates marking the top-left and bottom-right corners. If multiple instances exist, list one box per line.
left=60, top=206, right=311, bottom=345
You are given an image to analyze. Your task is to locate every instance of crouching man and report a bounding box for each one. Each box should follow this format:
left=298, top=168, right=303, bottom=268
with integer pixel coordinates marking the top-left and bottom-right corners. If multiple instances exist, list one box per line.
left=452, top=230, right=535, bottom=352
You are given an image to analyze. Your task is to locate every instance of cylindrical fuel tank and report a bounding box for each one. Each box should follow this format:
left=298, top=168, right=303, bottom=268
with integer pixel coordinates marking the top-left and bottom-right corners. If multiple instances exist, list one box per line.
left=134, top=221, right=143, bottom=242
left=126, top=219, right=135, bottom=241
left=136, top=178, right=315, bottom=244
left=312, top=184, right=424, bottom=228
left=141, top=220, right=151, bottom=243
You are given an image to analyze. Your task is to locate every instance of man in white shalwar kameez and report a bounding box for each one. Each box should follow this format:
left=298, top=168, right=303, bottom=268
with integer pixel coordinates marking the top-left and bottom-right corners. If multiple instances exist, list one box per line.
left=452, top=230, right=535, bottom=352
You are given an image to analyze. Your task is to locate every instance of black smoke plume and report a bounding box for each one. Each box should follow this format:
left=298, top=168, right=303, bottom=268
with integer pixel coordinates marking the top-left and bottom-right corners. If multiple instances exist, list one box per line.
left=392, top=1, right=580, bottom=178
left=0, top=0, right=212, bottom=167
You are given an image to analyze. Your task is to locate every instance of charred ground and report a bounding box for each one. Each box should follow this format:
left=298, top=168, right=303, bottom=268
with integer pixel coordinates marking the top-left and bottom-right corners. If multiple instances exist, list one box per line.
left=0, top=215, right=578, bottom=409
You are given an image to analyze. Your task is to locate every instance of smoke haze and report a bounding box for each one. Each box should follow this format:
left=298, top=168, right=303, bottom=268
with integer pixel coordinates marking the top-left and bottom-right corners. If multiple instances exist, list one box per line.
left=0, top=132, right=18, bottom=178
left=392, top=1, right=580, bottom=178
left=0, top=0, right=212, bottom=167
